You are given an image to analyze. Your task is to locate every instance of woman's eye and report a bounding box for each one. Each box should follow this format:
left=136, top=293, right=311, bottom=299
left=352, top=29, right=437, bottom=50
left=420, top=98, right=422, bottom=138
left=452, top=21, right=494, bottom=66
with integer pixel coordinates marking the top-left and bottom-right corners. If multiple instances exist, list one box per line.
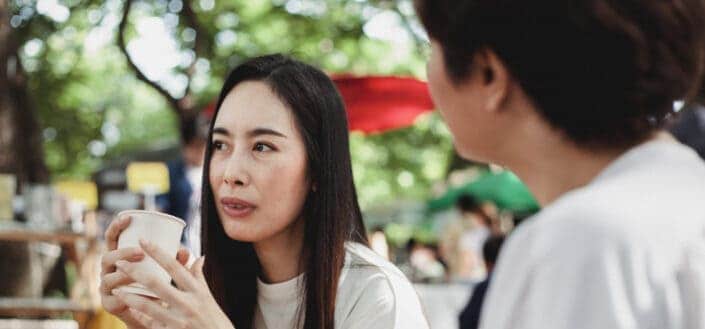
left=253, top=142, right=274, bottom=152
left=212, top=141, right=227, bottom=151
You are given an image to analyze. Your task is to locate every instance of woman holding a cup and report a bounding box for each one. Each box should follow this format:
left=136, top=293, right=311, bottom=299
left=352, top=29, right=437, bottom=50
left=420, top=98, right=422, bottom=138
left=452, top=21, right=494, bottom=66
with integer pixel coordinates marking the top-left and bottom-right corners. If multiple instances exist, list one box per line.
left=99, top=55, right=429, bottom=329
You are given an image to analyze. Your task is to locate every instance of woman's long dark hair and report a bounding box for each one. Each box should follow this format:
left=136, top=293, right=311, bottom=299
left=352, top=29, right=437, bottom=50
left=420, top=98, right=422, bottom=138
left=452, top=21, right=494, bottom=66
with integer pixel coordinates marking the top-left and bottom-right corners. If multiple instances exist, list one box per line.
left=201, top=54, right=368, bottom=329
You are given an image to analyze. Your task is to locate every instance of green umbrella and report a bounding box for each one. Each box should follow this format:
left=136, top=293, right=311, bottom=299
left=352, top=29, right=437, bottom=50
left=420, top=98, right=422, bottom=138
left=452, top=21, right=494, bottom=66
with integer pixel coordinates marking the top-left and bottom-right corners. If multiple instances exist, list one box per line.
left=427, top=171, right=540, bottom=214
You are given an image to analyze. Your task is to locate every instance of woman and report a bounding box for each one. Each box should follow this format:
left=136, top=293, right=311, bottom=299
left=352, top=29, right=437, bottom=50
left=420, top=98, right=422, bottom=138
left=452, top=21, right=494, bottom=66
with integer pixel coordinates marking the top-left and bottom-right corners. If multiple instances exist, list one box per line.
left=415, top=0, right=705, bottom=328
left=99, top=55, right=429, bottom=329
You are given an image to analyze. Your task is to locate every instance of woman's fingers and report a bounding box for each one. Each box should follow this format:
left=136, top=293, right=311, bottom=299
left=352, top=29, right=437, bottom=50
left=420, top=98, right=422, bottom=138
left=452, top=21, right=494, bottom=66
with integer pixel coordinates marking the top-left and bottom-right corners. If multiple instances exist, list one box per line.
left=176, top=247, right=191, bottom=266
left=101, top=247, right=144, bottom=275
left=100, top=271, right=135, bottom=295
left=101, top=271, right=136, bottom=316
left=114, top=259, right=190, bottom=310
left=190, top=256, right=206, bottom=283
left=138, top=239, right=198, bottom=291
left=105, top=216, right=132, bottom=250
left=114, top=292, right=173, bottom=329
left=102, top=293, right=128, bottom=315
left=128, top=308, right=165, bottom=329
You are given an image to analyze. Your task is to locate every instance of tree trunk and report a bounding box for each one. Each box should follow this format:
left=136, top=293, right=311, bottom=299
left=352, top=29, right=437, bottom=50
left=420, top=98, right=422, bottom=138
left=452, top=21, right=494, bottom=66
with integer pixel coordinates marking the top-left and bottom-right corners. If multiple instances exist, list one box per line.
left=0, top=0, right=52, bottom=298
left=0, top=0, right=49, bottom=184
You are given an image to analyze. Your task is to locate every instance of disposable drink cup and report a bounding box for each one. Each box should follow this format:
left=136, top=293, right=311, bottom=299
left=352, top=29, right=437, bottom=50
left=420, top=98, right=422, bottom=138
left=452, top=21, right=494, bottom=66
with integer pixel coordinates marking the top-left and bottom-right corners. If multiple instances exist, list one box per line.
left=116, top=210, right=185, bottom=298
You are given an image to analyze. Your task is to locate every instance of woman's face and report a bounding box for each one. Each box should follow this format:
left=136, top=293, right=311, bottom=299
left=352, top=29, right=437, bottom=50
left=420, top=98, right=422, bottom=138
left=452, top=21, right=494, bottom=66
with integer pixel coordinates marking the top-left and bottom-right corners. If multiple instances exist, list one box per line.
left=209, top=80, right=310, bottom=243
left=426, top=40, right=499, bottom=163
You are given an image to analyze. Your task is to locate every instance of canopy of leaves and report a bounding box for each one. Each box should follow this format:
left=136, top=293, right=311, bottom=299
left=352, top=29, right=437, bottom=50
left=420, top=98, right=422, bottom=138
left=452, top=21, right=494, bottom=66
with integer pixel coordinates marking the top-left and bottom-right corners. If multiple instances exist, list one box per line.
left=10, top=0, right=453, bottom=211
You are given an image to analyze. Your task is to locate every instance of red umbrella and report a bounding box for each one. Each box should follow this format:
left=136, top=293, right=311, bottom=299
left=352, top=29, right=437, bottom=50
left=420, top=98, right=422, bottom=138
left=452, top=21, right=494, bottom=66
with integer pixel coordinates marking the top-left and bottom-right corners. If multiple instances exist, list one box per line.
left=333, top=76, right=436, bottom=134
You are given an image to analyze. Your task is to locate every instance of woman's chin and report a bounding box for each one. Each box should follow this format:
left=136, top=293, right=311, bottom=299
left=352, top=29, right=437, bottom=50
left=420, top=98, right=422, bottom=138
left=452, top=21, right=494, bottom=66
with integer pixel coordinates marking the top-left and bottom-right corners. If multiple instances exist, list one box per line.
left=222, top=222, right=261, bottom=242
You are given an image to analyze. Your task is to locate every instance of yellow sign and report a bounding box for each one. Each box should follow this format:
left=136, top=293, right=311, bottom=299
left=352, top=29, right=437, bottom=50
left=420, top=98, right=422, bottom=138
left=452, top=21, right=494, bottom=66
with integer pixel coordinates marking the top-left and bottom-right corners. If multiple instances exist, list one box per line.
left=54, top=181, right=99, bottom=211
left=126, top=162, right=170, bottom=194
left=0, top=174, right=16, bottom=221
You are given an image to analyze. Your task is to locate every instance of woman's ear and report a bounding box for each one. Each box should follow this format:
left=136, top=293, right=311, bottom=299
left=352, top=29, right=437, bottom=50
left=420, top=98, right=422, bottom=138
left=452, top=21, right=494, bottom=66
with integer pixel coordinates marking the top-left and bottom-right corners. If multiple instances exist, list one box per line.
left=476, top=48, right=511, bottom=113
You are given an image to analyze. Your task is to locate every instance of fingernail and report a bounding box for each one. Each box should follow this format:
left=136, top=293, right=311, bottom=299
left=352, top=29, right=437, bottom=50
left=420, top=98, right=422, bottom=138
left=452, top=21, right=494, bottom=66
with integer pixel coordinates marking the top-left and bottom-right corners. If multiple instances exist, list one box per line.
left=140, top=239, right=155, bottom=250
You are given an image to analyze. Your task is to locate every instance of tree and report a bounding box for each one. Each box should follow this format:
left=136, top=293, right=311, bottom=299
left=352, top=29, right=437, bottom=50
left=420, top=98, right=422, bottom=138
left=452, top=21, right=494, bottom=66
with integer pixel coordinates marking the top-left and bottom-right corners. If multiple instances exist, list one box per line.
left=5, top=0, right=454, bottom=212
left=1, top=0, right=53, bottom=297
left=117, top=0, right=206, bottom=127
left=0, top=0, right=49, bottom=185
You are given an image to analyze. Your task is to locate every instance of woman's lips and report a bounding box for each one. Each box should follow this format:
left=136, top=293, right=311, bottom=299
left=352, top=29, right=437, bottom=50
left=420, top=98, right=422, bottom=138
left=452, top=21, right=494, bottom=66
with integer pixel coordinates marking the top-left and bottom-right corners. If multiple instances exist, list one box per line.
left=220, top=197, right=257, bottom=219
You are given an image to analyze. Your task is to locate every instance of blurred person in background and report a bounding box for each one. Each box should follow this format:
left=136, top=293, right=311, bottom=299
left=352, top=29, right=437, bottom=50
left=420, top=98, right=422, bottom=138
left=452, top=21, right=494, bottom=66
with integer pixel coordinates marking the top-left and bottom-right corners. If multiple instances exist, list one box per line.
left=459, top=234, right=505, bottom=329
left=404, top=238, right=447, bottom=283
left=100, top=55, right=429, bottom=329
left=457, top=195, right=493, bottom=280
left=669, top=91, right=705, bottom=160
left=441, top=194, right=494, bottom=281
left=157, top=113, right=209, bottom=256
left=369, top=225, right=390, bottom=260
left=415, top=0, right=705, bottom=328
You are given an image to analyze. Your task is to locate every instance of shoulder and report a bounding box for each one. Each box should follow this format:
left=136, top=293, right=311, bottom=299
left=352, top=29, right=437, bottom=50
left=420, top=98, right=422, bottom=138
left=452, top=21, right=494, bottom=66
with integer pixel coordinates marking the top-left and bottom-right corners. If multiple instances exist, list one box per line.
left=496, top=147, right=705, bottom=282
left=336, top=243, right=429, bottom=329
left=342, top=242, right=416, bottom=302
left=518, top=151, right=705, bottom=258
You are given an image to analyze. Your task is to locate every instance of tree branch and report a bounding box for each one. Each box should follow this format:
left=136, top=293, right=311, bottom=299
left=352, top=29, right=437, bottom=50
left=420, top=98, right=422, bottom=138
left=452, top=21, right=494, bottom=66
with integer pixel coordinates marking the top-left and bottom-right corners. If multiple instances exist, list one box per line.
left=182, top=0, right=206, bottom=56
left=179, top=0, right=208, bottom=118
left=0, top=2, right=21, bottom=62
left=118, top=0, right=183, bottom=115
left=390, top=3, right=428, bottom=56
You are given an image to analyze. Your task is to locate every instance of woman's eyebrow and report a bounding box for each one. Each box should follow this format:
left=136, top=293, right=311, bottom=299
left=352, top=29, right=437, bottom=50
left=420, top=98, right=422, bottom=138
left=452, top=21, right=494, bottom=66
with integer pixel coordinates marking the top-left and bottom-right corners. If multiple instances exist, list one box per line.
left=213, top=127, right=230, bottom=137
left=212, top=127, right=287, bottom=138
left=248, top=127, right=287, bottom=138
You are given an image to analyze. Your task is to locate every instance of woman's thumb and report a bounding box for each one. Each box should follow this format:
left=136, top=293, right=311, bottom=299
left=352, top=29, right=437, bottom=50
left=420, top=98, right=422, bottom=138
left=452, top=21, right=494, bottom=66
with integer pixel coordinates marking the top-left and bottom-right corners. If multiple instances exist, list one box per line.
left=191, top=256, right=206, bottom=281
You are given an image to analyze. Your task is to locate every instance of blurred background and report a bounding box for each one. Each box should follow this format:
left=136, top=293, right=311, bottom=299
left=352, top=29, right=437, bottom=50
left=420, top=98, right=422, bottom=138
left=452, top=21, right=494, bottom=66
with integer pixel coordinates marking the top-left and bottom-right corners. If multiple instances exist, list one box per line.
left=14, top=0, right=694, bottom=328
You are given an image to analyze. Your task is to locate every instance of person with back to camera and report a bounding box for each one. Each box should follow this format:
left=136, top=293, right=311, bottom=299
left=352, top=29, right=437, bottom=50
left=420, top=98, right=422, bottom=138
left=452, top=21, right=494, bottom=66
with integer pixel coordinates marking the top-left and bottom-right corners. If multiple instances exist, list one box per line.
left=414, top=0, right=705, bottom=328
left=98, top=55, right=430, bottom=329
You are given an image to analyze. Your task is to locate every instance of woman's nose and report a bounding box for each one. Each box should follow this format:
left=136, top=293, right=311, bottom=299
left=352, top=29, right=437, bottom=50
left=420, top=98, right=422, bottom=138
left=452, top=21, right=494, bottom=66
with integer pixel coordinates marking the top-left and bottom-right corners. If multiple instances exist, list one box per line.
left=222, top=153, right=251, bottom=187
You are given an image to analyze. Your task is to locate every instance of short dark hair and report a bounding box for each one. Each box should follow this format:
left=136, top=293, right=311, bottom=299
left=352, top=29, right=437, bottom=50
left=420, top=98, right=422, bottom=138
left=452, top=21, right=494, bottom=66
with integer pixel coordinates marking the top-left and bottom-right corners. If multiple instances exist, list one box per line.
left=179, top=114, right=209, bottom=145
left=416, top=0, right=705, bottom=148
left=456, top=194, right=481, bottom=213
left=482, top=234, right=505, bottom=267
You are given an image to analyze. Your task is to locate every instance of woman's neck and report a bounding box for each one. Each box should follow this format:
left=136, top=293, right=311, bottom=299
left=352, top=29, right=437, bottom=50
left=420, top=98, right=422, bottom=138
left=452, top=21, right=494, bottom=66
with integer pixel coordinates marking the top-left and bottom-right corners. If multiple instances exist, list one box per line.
left=503, top=128, right=667, bottom=207
left=253, top=217, right=306, bottom=284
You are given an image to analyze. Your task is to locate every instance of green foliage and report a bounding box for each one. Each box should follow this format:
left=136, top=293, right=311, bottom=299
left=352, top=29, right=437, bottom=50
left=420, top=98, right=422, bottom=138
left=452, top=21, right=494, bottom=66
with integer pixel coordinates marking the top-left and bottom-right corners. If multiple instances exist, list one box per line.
left=12, top=0, right=453, bottom=210
left=351, top=113, right=453, bottom=210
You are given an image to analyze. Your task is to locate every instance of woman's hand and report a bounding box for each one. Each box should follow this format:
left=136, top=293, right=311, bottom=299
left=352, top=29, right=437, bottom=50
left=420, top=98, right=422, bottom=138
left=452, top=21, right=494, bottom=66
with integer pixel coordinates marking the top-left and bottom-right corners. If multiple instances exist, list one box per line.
left=100, top=215, right=191, bottom=329
left=112, top=238, right=235, bottom=329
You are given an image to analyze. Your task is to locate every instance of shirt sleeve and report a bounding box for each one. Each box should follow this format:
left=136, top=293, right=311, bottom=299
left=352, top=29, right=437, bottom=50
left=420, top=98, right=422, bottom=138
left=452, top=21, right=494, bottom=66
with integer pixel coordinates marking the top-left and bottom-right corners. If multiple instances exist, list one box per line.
left=340, top=272, right=430, bottom=329
left=480, top=221, right=650, bottom=329
left=680, top=239, right=705, bottom=329
left=340, top=274, right=396, bottom=329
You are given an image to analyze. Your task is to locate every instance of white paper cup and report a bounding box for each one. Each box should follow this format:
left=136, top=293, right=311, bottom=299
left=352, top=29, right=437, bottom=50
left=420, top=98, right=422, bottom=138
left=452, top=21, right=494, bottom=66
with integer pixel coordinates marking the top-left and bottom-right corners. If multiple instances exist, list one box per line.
left=116, top=210, right=186, bottom=298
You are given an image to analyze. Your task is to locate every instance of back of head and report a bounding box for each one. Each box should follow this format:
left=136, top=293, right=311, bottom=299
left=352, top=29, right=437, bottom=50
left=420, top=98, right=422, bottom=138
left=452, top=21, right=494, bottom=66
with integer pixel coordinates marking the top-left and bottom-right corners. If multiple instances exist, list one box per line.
left=457, top=194, right=494, bottom=227
left=457, top=194, right=481, bottom=214
left=416, top=0, right=705, bottom=149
